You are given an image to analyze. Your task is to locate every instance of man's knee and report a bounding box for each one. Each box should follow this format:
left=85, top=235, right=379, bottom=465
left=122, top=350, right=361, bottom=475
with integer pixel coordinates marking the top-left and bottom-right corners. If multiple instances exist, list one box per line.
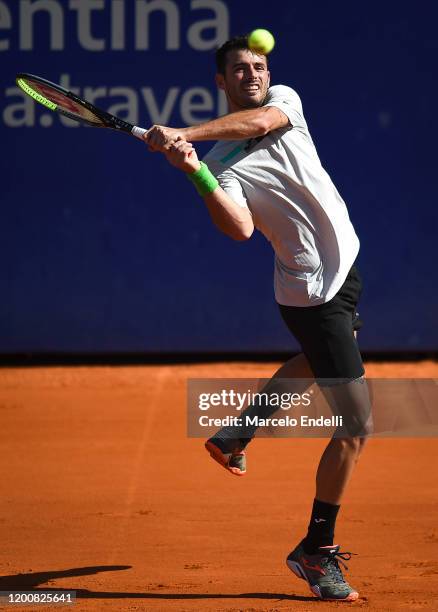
left=321, top=376, right=373, bottom=439
left=335, top=434, right=368, bottom=455
left=355, top=434, right=368, bottom=455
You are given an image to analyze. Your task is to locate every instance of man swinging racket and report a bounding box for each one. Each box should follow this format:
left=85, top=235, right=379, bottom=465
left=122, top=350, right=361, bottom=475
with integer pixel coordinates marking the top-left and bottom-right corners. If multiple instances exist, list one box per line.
left=144, top=35, right=373, bottom=603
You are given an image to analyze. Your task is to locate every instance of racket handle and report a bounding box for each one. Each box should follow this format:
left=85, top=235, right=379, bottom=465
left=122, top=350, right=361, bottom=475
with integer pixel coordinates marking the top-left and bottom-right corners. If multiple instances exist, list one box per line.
left=131, top=126, right=148, bottom=140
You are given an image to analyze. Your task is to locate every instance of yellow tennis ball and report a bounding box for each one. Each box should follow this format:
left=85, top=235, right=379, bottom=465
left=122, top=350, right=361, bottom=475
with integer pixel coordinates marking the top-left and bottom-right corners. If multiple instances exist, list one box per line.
left=248, top=29, right=275, bottom=55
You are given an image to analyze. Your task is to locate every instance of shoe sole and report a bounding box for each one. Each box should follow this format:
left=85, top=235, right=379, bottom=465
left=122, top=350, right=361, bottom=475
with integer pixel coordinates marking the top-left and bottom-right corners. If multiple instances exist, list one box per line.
left=205, top=440, right=246, bottom=476
left=286, top=559, right=359, bottom=602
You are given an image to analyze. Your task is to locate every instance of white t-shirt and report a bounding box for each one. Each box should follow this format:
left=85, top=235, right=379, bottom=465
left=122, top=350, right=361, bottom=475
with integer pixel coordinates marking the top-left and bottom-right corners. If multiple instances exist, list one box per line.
left=203, top=85, right=360, bottom=307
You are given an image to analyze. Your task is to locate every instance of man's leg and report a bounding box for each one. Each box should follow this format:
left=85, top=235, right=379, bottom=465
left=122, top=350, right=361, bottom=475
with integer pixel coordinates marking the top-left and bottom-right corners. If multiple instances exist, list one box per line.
left=280, top=266, right=370, bottom=602
left=302, top=376, right=373, bottom=552
left=287, top=375, right=372, bottom=602
left=316, top=436, right=367, bottom=503
left=238, top=351, right=315, bottom=445
left=205, top=352, right=314, bottom=474
left=316, top=379, right=372, bottom=504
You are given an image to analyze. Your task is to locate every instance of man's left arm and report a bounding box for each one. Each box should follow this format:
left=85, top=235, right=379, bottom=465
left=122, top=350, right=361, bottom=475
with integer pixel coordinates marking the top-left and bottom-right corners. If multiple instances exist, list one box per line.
left=145, top=106, right=289, bottom=152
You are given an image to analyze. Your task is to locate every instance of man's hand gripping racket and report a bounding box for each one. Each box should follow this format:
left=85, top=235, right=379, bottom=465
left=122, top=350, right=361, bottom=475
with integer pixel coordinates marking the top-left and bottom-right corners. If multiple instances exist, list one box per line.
left=164, top=139, right=200, bottom=173
left=16, top=73, right=198, bottom=170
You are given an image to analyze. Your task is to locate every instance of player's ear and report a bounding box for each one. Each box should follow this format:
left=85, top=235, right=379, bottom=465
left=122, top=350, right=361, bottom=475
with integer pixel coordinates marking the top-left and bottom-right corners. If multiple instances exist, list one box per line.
left=215, top=73, right=225, bottom=91
left=267, top=70, right=271, bottom=87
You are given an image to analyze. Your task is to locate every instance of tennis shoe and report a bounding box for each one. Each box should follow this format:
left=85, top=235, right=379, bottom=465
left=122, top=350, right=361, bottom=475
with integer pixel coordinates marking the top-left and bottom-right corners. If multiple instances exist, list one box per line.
left=286, top=541, right=359, bottom=601
left=205, top=437, right=246, bottom=476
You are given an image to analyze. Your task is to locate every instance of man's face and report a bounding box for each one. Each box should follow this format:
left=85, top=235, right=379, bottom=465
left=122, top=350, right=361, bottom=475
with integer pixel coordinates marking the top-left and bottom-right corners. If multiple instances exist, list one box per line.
left=216, top=48, right=270, bottom=112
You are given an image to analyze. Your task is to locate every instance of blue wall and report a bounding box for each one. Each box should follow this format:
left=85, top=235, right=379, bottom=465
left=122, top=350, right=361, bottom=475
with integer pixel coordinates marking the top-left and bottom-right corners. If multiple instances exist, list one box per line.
left=1, top=1, right=437, bottom=353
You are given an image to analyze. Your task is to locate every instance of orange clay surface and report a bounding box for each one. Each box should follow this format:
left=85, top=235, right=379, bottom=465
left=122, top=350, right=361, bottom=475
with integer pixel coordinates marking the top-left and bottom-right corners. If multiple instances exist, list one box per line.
left=0, top=361, right=437, bottom=612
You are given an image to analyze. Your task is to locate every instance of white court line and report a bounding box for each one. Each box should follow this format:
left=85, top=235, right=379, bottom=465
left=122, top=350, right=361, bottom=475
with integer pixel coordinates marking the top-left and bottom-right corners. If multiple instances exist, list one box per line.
left=106, top=366, right=170, bottom=564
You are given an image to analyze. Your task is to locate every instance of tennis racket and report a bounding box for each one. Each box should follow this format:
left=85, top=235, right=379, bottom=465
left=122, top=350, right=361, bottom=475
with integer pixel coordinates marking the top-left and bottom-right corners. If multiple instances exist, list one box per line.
left=16, top=73, right=147, bottom=140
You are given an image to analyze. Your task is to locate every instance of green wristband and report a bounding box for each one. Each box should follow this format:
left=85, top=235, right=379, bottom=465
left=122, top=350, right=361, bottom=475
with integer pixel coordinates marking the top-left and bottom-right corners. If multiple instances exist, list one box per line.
left=186, top=162, right=219, bottom=197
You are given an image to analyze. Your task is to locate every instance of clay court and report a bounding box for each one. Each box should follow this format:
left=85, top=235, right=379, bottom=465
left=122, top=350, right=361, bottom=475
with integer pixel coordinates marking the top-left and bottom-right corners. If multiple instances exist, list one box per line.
left=1, top=359, right=437, bottom=612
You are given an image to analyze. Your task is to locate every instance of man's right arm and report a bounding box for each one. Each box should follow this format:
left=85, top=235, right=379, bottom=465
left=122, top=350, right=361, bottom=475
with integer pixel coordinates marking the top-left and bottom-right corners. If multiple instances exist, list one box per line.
left=164, top=140, right=254, bottom=242
left=145, top=106, right=289, bottom=152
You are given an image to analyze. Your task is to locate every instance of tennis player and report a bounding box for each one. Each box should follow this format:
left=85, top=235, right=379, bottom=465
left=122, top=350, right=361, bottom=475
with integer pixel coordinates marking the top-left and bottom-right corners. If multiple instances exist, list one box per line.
left=145, top=35, right=372, bottom=602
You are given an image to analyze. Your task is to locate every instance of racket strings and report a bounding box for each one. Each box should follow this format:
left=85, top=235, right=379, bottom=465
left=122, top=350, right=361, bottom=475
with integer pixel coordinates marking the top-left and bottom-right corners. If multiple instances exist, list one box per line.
left=18, top=76, right=103, bottom=125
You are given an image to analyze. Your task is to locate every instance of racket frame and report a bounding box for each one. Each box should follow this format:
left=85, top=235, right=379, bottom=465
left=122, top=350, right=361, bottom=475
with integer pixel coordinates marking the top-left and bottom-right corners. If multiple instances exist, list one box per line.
left=16, top=73, right=147, bottom=139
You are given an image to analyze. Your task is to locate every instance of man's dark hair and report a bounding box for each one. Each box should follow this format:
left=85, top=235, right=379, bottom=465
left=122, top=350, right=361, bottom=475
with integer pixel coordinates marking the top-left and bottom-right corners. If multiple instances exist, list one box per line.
left=216, top=35, right=267, bottom=75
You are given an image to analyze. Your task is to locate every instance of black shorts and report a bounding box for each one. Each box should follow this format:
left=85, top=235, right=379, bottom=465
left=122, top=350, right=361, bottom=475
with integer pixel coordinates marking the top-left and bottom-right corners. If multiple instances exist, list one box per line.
left=278, top=266, right=365, bottom=384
